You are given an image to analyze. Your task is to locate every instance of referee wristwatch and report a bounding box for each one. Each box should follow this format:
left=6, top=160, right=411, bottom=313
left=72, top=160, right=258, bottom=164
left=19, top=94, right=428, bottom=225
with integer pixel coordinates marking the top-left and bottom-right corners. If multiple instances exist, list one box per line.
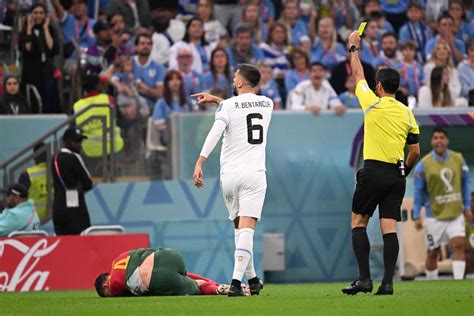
left=348, top=45, right=359, bottom=52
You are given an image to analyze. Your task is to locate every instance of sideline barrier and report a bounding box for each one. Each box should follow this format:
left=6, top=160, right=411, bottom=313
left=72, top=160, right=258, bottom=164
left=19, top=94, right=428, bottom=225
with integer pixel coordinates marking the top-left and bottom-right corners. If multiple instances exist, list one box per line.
left=0, top=234, right=149, bottom=292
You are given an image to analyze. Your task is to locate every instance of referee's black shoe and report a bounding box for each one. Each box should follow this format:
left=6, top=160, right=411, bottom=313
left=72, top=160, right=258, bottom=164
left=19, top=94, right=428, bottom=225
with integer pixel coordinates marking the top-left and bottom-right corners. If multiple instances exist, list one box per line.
left=341, top=279, right=373, bottom=295
left=228, top=284, right=246, bottom=297
left=374, top=283, right=393, bottom=295
left=249, top=277, right=264, bottom=295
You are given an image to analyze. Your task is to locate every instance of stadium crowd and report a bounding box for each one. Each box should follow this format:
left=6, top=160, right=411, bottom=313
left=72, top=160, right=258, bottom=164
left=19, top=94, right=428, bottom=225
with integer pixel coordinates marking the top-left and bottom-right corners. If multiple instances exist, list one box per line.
left=1, top=0, right=472, bottom=115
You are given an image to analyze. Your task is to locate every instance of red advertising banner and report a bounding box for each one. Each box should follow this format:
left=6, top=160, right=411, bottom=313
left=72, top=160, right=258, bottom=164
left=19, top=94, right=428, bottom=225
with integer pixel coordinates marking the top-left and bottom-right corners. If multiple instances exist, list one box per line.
left=0, top=234, right=149, bottom=292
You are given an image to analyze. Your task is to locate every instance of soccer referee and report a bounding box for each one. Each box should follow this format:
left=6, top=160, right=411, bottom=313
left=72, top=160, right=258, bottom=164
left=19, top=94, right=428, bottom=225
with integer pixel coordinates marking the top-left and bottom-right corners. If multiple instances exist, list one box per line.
left=342, top=31, right=420, bottom=296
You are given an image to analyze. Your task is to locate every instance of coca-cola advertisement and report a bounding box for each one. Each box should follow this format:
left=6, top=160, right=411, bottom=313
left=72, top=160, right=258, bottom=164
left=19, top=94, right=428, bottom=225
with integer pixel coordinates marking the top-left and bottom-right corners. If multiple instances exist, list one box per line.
left=0, top=234, right=149, bottom=292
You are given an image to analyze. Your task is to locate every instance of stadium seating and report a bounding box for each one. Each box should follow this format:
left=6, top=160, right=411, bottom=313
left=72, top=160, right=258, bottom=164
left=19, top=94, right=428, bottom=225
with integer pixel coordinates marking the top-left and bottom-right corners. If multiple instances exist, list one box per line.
left=7, top=230, right=49, bottom=238
left=80, top=225, right=126, bottom=236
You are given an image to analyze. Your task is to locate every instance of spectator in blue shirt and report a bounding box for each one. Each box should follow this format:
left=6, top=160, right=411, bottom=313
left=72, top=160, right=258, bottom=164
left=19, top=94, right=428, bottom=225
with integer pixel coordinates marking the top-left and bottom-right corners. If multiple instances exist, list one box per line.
left=260, top=22, right=290, bottom=79
left=226, top=23, right=264, bottom=70
left=0, top=184, right=40, bottom=236
left=448, top=0, right=474, bottom=46
left=239, top=3, right=267, bottom=44
left=425, top=14, right=466, bottom=65
left=255, top=0, right=275, bottom=25
left=393, top=40, right=424, bottom=98
left=360, top=18, right=382, bottom=65
left=285, top=47, right=310, bottom=95
left=457, top=39, right=474, bottom=102
left=338, top=75, right=360, bottom=109
left=202, top=47, right=233, bottom=99
left=257, top=62, right=281, bottom=109
left=309, top=17, right=346, bottom=71
left=175, top=48, right=204, bottom=100
left=152, top=70, right=191, bottom=132
left=132, top=33, right=166, bottom=109
left=279, top=1, right=310, bottom=50
left=399, top=1, right=433, bottom=62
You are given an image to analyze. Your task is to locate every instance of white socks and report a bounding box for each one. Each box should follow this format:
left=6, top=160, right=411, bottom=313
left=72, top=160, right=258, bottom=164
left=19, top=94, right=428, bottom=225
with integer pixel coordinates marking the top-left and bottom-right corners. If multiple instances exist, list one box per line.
left=232, top=228, right=255, bottom=282
left=425, top=269, right=439, bottom=280
left=452, top=260, right=466, bottom=280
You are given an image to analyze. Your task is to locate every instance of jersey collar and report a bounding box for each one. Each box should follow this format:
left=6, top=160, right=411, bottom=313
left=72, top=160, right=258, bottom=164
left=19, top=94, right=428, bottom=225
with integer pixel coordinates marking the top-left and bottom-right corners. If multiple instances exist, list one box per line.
left=431, top=149, right=450, bottom=162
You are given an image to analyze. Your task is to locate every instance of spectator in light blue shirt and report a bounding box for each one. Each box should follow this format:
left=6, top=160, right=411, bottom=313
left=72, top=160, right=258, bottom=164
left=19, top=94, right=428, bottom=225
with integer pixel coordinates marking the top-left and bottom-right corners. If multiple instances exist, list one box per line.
left=285, top=47, right=310, bottom=95
left=257, top=62, right=281, bottom=109
left=0, top=184, right=40, bottom=236
left=239, top=3, right=268, bottom=44
left=152, top=70, right=191, bottom=132
left=201, top=47, right=233, bottom=99
left=457, top=39, right=474, bottom=101
left=424, top=14, right=466, bottom=65
left=338, top=76, right=360, bottom=109
left=399, top=2, right=433, bottom=62
left=309, top=17, right=346, bottom=71
left=448, top=0, right=474, bottom=46
left=279, top=1, right=310, bottom=49
left=226, top=23, right=264, bottom=71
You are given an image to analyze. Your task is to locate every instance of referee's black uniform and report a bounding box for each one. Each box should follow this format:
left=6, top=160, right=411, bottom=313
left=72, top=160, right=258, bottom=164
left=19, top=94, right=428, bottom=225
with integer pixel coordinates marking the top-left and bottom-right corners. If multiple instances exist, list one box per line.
left=342, top=33, right=421, bottom=295
left=52, top=128, right=93, bottom=235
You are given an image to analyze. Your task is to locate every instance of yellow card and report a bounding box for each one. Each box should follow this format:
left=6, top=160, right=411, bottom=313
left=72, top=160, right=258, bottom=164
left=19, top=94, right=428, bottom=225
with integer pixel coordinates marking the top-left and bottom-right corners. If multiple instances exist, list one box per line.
left=357, top=22, right=367, bottom=36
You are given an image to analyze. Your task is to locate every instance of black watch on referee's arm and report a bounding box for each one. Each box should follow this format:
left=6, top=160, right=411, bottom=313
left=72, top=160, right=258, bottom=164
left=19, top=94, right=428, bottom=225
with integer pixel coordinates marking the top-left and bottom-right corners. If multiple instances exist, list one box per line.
left=348, top=45, right=359, bottom=53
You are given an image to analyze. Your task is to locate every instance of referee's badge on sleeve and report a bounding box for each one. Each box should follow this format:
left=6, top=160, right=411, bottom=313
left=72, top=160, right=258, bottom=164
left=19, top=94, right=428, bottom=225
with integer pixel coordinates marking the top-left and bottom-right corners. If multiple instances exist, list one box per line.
left=361, top=83, right=369, bottom=92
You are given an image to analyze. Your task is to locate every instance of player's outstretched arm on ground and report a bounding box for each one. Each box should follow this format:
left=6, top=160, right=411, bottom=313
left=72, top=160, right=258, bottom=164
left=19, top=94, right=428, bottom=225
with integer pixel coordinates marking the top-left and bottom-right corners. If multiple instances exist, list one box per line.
left=191, top=92, right=224, bottom=105
left=347, top=31, right=365, bottom=83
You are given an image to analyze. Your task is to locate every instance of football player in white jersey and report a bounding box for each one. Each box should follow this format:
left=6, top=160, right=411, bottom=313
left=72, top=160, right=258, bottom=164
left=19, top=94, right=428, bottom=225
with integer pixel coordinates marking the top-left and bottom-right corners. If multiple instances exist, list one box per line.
left=192, top=63, right=273, bottom=297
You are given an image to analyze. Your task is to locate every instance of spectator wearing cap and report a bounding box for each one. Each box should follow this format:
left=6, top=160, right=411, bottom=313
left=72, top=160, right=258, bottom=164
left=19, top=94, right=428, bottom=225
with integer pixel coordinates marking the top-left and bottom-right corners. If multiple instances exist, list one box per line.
left=226, top=23, right=264, bottom=71
left=0, top=183, right=40, bottom=236
left=424, top=14, right=466, bottom=65
left=52, top=127, right=93, bottom=235
left=398, top=1, right=433, bottom=62
left=288, top=62, right=345, bottom=116
left=169, top=17, right=213, bottom=74
left=107, top=0, right=151, bottom=29
left=393, top=41, right=424, bottom=98
left=132, top=33, right=166, bottom=109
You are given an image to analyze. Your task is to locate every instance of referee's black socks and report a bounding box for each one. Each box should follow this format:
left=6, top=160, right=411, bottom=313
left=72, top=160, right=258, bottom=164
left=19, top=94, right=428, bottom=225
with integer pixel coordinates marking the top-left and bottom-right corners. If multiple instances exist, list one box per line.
left=352, top=227, right=371, bottom=280
left=382, top=233, right=399, bottom=285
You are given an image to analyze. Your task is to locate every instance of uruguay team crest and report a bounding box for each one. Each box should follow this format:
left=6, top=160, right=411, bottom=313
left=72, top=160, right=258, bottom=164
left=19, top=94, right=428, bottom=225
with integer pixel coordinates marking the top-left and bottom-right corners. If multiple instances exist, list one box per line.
left=148, top=69, right=156, bottom=77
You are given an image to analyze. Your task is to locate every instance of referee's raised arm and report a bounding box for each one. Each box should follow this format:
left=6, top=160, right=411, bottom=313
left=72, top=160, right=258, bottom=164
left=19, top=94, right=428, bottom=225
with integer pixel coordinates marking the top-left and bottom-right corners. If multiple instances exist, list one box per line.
left=342, top=30, right=421, bottom=296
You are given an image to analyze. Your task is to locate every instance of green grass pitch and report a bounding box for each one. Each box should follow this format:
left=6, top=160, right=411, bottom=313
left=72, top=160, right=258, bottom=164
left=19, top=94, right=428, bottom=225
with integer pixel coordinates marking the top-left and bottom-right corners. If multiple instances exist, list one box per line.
left=1, top=281, right=472, bottom=315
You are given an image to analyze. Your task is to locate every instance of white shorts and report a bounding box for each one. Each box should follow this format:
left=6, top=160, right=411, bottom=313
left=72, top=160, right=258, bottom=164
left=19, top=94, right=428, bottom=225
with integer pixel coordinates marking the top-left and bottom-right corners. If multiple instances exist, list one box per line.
left=423, top=214, right=465, bottom=250
left=220, top=171, right=267, bottom=221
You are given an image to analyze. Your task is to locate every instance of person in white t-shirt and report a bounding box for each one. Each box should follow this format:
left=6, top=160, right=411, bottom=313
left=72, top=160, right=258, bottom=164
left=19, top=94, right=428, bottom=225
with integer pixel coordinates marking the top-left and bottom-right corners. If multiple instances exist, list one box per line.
left=288, top=62, right=346, bottom=115
left=192, top=63, right=273, bottom=297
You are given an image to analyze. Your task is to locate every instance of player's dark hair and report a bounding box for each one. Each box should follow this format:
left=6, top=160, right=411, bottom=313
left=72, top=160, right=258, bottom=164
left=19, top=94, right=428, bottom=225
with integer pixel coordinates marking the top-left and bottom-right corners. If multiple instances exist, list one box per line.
left=432, top=127, right=448, bottom=138
left=375, top=68, right=400, bottom=94
left=237, top=63, right=261, bottom=88
left=94, top=273, right=109, bottom=297
left=310, top=61, right=326, bottom=71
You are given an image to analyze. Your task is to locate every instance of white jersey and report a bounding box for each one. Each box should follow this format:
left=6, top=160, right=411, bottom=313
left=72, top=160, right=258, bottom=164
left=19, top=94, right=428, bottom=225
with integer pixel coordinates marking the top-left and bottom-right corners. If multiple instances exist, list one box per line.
left=215, top=93, right=273, bottom=174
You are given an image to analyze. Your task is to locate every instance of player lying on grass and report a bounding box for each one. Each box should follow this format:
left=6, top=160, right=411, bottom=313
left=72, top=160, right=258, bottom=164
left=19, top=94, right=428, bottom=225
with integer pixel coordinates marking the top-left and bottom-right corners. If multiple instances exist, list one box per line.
left=95, top=247, right=250, bottom=297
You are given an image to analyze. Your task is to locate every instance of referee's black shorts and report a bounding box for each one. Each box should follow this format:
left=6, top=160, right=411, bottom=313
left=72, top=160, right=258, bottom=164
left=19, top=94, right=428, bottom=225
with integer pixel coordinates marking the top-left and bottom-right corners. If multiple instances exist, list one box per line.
left=352, top=160, right=406, bottom=221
